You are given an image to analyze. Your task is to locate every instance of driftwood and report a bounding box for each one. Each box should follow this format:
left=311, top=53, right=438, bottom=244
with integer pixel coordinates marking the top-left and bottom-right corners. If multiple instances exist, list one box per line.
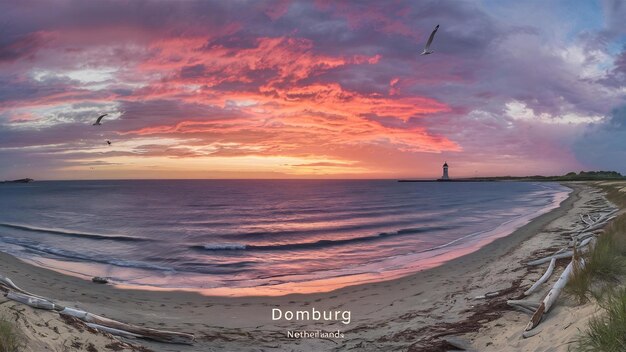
left=522, top=327, right=543, bottom=338
left=0, top=276, right=47, bottom=300
left=578, top=208, right=617, bottom=231
left=5, top=291, right=58, bottom=311
left=554, top=248, right=568, bottom=255
left=527, top=251, right=575, bottom=266
left=442, top=336, right=478, bottom=352
left=572, top=232, right=594, bottom=244
left=524, top=258, right=556, bottom=296
left=508, top=304, right=535, bottom=315
left=474, top=291, right=500, bottom=299
left=60, top=307, right=195, bottom=344
left=507, top=299, right=540, bottom=308
left=507, top=299, right=540, bottom=315
left=594, top=209, right=619, bottom=224
left=584, top=215, right=617, bottom=232
left=578, top=236, right=594, bottom=248
left=0, top=277, right=195, bottom=345
left=527, top=237, right=594, bottom=266
left=580, top=214, right=593, bottom=226
left=86, top=323, right=142, bottom=339
left=524, top=257, right=583, bottom=335
left=511, top=195, right=617, bottom=337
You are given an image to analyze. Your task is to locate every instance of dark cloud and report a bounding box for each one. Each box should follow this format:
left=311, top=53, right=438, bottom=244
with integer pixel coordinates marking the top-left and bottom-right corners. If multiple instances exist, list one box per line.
left=600, top=48, right=626, bottom=88
left=601, top=0, right=626, bottom=39
left=0, top=32, right=47, bottom=62
left=573, top=105, right=626, bottom=173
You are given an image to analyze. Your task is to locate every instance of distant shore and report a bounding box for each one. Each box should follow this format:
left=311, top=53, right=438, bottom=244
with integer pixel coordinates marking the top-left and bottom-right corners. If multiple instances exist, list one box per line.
left=399, top=173, right=626, bottom=183
left=0, top=178, right=33, bottom=184
left=1, top=181, right=617, bottom=351
left=398, top=178, right=495, bottom=182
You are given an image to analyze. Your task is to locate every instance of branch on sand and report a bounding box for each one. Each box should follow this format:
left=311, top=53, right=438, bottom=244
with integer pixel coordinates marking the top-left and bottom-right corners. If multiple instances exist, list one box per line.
left=0, top=275, right=195, bottom=345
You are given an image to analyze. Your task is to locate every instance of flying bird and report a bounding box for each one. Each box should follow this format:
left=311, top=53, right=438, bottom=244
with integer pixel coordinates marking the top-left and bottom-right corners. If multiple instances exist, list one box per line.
left=421, top=24, right=439, bottom=56
left=106, top=140, right=111, bottom=145
left=92, top=114, right=108, bottom=126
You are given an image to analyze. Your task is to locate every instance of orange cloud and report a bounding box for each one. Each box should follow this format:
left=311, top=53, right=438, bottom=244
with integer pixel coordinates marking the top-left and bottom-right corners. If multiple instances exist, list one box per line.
left=119, top=34, right=456, bottom=158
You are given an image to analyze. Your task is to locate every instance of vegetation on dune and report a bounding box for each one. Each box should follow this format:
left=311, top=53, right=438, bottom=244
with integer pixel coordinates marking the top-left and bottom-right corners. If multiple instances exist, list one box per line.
left=565, top=222, right=626, bottom=303
left=471, top=170, right=626, bottom=182
left=0, top=318, right=22, bottom=352
left=599, top=183, right=626, bottom=209
left=571, top=182, right=626, bottom=351
left=574, top=286, right=626, bottom=352
left=567, top=171, right=624, bottom=180
left=566, top=247, right=593, bottom=304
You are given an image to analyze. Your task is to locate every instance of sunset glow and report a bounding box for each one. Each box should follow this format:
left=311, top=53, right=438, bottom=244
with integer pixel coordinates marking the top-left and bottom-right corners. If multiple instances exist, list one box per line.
left=1, top=1, right=625, bottom=179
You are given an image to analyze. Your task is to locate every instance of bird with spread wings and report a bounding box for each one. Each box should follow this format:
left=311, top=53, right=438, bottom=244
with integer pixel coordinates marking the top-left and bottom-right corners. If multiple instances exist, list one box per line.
left=92, top=114, right=108, bottom=126
left=421, top=24, right=439, bottom=55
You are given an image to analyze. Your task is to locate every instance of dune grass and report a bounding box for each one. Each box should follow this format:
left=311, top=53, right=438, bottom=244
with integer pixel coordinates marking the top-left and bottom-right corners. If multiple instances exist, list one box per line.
left=0, top=318, right=21, bottom=352
left=566, top=248, right=592, bottom=304
left=565, top=216, right=626, bottom=303
left=566, top=182, right=626, bottom=300
left=572, top=182, right=626, bottom=351
left=585, top=228, right=626, bottom=281
left=599, top=183, right=626, bottom=209
left=574, top=286, right=626, bottom=352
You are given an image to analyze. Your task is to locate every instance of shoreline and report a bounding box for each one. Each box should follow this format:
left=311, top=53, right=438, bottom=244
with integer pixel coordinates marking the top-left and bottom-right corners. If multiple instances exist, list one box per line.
left=0, top=182, right=600, bottom=351
left=1, top=182, right=571, bottom=297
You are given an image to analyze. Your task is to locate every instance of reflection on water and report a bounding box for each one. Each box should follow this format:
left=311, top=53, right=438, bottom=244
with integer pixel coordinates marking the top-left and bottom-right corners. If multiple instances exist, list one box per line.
left=0, top=180, right=569, bottom=295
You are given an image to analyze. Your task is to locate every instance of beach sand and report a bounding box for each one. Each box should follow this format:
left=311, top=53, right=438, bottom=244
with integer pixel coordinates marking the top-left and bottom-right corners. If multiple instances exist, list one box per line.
left=0, top=182, right=617, bottom=351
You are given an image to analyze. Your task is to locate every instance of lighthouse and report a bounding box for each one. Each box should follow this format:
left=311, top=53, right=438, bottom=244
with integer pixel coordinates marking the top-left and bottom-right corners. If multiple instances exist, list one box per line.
left=442, top=162, right=449, bottom=180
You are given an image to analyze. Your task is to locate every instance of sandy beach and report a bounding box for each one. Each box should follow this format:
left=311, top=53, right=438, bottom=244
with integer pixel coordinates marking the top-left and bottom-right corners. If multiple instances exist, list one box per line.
left=0, top=181, right=620, bottom=351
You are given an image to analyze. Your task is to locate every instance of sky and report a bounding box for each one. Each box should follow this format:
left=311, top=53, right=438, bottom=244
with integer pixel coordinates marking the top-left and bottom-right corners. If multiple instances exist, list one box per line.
left=0, top=0, right=624, bottom=180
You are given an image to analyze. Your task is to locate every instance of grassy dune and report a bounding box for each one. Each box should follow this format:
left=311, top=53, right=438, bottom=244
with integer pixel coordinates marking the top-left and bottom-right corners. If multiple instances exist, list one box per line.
left=0, top=318, right=21, bottom=352
left=571, top=182, right=626, bottom=351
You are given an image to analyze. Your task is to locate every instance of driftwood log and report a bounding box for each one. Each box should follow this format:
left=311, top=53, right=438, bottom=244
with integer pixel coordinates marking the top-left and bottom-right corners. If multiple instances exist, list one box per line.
left=527, top=251, right=575, bottom=266
left=474, top=291, right=501, bottom=300
left=527, top=237, right=594, bottom=266
left=60, top=307, right=195, bottom=344
left=524, top=258, right=556, bottom=296
left=0, top=276, right=47, bottom=299
left=507, top=303, right=535, bottom=315
left=507, top=299, right=540, bottom=315
left=523, top=257, right=584, bottom=337
left=0, top=276, right=195, bottom=345
left=509, top=195, right=618, bottom=338
left=6, top=291, right=58, bottom=311
left=571, top=233, right=594, bottom=246
left=580, top=214, right=592, bottom=226
left=442, top=336, right=478, bottom=352
left=85, top=323, right=142, bottom=339
left=584, top=215, right=617, bottom=232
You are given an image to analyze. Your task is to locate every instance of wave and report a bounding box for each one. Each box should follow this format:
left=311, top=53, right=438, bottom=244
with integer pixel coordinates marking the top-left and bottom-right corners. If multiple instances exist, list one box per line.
left=181, top=207, right=455, bottom=232
left=0, top=223, right=150, bottom=242
left=193, top=225, right=452, bottom=252
left=0, top=236, right=171, bottom=271
left=201, top=243, right=247, bottom=250
left=221, top=218, right=441, bottom=240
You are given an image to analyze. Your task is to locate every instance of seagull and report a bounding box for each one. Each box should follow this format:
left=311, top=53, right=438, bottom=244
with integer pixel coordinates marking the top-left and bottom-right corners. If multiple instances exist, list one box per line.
left=92, top=114, right=108, bottom=126
left=421, top=24, right=439, bottom=55
left=106, top=140, right=111, bottom=146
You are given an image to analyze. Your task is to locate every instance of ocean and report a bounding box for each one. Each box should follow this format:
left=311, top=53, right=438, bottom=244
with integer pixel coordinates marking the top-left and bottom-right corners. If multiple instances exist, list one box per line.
left=0, top=180, right=570, bottom=295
